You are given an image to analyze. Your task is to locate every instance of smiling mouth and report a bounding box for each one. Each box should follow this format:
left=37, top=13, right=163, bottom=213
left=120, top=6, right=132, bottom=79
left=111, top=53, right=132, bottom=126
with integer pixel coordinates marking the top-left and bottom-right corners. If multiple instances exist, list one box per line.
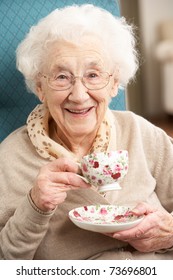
left=66, top=107, right=94, bottom=114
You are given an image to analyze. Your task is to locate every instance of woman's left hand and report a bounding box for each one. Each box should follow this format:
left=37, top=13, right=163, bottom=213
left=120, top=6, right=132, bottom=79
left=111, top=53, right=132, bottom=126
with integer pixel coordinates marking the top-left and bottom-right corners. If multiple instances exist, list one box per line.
left=107, top=202, right=173, bottom=252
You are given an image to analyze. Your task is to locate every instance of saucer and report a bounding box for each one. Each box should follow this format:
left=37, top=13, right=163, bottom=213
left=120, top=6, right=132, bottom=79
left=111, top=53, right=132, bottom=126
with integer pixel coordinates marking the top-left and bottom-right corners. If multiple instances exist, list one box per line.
left=69, top=205, right=144, bottom=233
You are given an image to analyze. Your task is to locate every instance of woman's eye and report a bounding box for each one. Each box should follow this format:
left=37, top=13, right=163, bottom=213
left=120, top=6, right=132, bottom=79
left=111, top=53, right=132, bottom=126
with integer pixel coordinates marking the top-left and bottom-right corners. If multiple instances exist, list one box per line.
left=56, top=74, right=68, bottom=80
left=87, top=72, right=99, bottom=79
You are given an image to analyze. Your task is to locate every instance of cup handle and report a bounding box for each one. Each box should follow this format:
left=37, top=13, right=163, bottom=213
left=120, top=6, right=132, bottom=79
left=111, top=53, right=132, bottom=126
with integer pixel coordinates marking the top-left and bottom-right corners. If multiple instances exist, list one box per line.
left=76, top=162, right=81, bottom=168
left=76, top=174, right=89, bottom=184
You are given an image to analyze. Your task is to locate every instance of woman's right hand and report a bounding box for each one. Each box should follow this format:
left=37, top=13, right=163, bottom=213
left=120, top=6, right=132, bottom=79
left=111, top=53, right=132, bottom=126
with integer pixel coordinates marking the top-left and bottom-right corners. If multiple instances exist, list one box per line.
left=30, top=158, right=90, bottom=212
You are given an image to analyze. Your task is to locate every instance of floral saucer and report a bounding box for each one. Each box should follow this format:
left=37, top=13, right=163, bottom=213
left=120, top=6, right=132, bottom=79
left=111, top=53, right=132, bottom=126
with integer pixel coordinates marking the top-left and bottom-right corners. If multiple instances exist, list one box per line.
left=69, top=205, right=144, bottom=233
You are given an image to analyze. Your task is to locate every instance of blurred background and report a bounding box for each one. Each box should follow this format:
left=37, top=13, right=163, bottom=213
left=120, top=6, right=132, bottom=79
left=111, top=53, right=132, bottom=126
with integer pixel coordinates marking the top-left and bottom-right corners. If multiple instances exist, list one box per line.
left=119, top=0, right=173, bottom=137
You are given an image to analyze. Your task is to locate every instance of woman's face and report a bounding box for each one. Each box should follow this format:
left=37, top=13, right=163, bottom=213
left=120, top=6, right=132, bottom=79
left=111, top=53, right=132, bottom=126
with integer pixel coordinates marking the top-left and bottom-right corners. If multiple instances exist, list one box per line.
left=37, top=39, right=119, bottom=140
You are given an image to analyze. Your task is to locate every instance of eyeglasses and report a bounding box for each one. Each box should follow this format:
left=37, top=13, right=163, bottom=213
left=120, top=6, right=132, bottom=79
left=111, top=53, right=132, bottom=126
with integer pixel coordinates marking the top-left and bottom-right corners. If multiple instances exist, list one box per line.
left=40, top=71, right=113, bottom=91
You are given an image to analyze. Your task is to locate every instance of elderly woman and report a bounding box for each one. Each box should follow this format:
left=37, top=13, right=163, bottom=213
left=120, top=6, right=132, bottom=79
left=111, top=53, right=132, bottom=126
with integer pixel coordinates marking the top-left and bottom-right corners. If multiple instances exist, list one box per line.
left=0, top=4, right=173, bottom=260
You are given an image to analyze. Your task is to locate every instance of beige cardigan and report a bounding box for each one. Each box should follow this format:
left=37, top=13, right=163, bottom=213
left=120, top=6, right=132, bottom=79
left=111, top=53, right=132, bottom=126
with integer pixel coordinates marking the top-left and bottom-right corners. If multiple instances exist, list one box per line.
left=0, top=110, right=173, bottom=260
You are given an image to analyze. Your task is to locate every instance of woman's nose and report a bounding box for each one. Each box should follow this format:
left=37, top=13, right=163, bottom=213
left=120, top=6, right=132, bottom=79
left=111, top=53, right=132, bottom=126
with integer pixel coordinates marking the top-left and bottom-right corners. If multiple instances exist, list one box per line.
left=68, top=78, right=90, bottom=103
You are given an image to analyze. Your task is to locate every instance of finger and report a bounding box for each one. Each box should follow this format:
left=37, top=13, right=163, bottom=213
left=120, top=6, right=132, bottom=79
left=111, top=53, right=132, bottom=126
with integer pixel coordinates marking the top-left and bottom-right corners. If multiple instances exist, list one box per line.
left=131, top=202, right=157, bottom=216
left=102, top=233, right=114, bottom=238
left=47, top=171, right=91, bottom=189
left=112, top=215, right=155, bottom=240
left=52, top=191, right=67, bottom=203
left=45, top=158, right=79, bottom=173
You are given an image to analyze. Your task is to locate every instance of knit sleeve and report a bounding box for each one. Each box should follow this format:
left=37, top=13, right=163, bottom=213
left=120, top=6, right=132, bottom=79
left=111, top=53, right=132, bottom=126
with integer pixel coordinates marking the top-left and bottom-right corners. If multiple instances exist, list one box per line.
left=0, top=193, right=54, bottom=259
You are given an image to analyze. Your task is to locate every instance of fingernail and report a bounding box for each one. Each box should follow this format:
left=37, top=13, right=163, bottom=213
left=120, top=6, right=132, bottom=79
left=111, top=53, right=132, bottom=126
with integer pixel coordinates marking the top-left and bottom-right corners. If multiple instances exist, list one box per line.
left=113, top=233, right=121, bottom=238
left=131, top=208, right=140, bottom=215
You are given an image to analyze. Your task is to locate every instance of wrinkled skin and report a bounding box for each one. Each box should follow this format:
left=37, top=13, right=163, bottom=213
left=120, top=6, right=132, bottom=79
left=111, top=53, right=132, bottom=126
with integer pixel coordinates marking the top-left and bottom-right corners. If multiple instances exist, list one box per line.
left=31, top=158, right=90, bottom=211
left=105, top=202, right=173, bottom=252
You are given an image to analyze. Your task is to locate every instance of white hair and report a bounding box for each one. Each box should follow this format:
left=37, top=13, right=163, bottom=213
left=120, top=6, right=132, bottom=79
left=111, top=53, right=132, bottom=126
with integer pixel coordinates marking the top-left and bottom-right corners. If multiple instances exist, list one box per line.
left=16, top=4, right=139, bottom=94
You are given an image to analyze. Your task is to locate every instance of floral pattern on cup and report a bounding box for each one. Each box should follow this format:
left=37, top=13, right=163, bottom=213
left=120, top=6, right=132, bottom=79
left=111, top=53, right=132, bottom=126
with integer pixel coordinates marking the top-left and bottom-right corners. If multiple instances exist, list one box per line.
left=80, top=150, right=128, bottom=188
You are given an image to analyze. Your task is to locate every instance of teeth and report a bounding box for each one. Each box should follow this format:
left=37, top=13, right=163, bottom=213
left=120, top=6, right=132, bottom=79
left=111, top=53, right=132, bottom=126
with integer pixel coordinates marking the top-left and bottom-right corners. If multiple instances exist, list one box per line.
left=68, top=109, right=89, bottom=113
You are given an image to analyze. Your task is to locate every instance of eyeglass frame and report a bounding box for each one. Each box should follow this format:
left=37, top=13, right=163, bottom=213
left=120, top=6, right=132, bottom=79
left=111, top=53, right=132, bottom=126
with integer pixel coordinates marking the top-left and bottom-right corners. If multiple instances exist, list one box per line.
left=39, top=71, right=113, bottom=91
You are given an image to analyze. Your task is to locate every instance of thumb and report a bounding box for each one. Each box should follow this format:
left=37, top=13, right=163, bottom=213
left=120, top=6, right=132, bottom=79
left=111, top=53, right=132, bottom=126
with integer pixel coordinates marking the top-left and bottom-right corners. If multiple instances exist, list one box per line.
left=131, top=202, right=156, bottom=216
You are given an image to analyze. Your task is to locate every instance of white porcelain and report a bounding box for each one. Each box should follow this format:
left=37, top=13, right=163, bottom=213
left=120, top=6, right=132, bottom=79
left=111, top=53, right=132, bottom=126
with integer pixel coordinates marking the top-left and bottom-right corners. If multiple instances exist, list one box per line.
left=69, top=205, right=143, bottom=233
left=80, top=150, right=128, bottom=192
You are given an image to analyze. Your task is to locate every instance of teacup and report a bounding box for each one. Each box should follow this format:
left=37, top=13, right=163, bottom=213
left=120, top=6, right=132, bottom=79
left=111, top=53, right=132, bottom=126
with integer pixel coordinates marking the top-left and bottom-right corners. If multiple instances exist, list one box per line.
left=80, top=150, right=128, bottom=192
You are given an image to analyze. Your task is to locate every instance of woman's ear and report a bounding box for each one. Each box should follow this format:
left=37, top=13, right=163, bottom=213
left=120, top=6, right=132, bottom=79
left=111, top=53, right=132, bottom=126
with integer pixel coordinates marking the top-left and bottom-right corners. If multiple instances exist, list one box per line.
left=110, top=79, right=119, bottom=97
left=35, top=81, right=46, bottom=103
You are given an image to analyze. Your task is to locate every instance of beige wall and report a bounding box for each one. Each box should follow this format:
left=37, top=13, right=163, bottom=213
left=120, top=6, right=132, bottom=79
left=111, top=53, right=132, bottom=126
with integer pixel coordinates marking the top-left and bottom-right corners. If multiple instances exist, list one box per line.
left=139, top=0, right=173, bottom=117
left=120, top=0, right=173, bottom=118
